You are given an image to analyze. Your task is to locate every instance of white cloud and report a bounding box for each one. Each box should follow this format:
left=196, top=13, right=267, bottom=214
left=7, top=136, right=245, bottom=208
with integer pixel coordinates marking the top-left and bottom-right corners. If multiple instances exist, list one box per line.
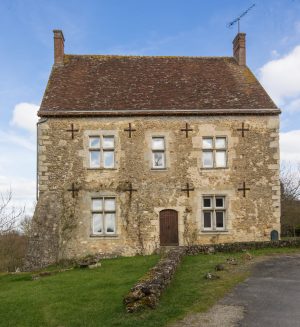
left=280, top=130, right=300, bottom=163
left=259, top=45, right=300, bottom=106
left=270, top=50, right=280, bottom=59
left=0, top=175, right=36, bottom=215
left=0, top=130, right=35, bottom=151
left=0, top=102, right=37, bottom=216
left=10, top=102, right=39, bottom=133
left=285, top=98, right=300, bottom=112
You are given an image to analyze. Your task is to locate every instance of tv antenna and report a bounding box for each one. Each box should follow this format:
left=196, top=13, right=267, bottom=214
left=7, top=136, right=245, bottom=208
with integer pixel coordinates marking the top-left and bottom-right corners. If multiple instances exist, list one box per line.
left=227, top=4, right=255, bottom=33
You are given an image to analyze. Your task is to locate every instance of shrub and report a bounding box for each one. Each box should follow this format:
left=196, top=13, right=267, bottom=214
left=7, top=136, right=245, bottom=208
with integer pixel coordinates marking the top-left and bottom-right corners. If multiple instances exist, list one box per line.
left=0, top=231, right=28, bottom=272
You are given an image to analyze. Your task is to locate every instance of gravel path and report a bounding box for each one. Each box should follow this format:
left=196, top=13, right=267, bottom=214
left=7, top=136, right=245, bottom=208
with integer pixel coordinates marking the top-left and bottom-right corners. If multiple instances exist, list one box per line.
left=170, top=254, right=300, bottom=327
left=170, top=304, right=244, bottom=327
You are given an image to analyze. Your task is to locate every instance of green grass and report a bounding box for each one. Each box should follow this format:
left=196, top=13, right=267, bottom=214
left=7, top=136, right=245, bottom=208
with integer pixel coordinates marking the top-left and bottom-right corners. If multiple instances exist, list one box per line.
left=0, top=248, right=299, bottom=327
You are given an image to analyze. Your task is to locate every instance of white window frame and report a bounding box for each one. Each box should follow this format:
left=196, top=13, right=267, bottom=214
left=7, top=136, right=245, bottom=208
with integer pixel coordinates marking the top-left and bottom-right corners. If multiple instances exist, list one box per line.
left=91, top=197, right=116, bottom=235
left=89, top=135, right=115, bottom=169
left=202, top=195, right=226, bottom=231
left=151, top=137, right=166, bottom=169
left=202, top=136, right=227, bottom=168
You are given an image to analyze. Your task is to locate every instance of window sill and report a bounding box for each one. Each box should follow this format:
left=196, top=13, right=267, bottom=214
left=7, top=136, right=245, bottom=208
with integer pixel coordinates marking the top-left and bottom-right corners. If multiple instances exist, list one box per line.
left=201, top=230, right=229, bottom=233
left=201, top=167, right=229, bottom=170
left=89, top=234, right=119, bottom=238
left=151, top=168, right=167, bottom=171
left=87, top=168, right=118, bottom=171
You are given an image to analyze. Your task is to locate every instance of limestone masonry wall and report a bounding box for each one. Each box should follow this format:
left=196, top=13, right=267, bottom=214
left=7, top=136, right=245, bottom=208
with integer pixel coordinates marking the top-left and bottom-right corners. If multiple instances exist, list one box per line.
left=27, top=115, right=280, bottom=268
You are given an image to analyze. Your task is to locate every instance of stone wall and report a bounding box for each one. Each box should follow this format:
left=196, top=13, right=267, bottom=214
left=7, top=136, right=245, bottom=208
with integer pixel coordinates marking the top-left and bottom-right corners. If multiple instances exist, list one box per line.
left=124, top=239, right=300, bottom=312
left=28, top=114, right=280, bottom=267
left=185, top=239, right=300, bottom=255
left=124, top=247, right=185, bottom=312
left=24, top=193, right=60, bottom=270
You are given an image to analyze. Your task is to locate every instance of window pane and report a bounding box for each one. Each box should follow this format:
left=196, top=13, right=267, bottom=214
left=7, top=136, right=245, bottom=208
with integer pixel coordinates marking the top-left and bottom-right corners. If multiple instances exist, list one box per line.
left=153, top=152, right=165, bottom=168
left=203, top=151, right=213, bottom=167
left=215, top=137, right=226, bottom=149
left=216, top=211, right=224, bottom=228
left=103, top=136, right=114, bottom=149
left=105, top=213, right=115, bottom=233
left=93, top=214, right=103, bottom=234
left=89, top=137, right=100, bottom=148
left=204, top=211, right=212, bottom=228
left=202, top=138, right=213, bottom=149
left=104, top=151, right=114, bottom=168
left=92, top=199, right=102, bottom=211
left=203, top=197, right=212, bottom=208
left=216, top=197, right=225, bottom=208
left=216, top=151, right=226, bottom=167
left=152, top=137, right=165, bottom=150
left=105, top=198, right=115, bottom=211
left=90, top=151, right=100, bottom=168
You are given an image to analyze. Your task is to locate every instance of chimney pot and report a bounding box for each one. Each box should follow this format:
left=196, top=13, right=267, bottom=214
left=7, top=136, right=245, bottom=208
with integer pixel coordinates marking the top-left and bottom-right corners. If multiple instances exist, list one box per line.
left=233, top=33, right=246, bottom=66
left=53, top=30, right=65, bottom=65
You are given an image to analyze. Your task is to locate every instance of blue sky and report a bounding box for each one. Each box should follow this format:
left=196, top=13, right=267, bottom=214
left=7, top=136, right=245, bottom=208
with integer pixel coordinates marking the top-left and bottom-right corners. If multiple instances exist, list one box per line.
left=0, top=0, right=300, bottom=212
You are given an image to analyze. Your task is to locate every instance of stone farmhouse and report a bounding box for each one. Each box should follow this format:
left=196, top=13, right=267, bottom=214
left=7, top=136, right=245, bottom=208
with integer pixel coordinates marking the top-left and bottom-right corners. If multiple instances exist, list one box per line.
left=28, top=30, right=281, bottom=268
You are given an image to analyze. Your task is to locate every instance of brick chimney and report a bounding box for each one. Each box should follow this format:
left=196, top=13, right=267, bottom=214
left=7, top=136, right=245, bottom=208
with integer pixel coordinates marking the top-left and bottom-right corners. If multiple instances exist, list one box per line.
left=233, top=33, right=246, bottom=66
left=53, top=30, right=65, bottom=65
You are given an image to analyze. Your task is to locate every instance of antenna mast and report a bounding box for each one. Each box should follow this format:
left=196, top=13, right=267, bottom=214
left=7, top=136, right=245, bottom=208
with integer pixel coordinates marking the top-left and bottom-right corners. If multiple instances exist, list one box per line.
left=227, top=4, right=255, bottom=33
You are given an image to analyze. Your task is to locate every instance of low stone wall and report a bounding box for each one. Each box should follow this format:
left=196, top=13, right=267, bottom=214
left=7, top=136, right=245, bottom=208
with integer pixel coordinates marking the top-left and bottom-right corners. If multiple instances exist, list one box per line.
left=185, top=239, right=300, bottom=255
left=124, top=248, right=185, bottom=313
left=124, top=240, right=300, bottom=313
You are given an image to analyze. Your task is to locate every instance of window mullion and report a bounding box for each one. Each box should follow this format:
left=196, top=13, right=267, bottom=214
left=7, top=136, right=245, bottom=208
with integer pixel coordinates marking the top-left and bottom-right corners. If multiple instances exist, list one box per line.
left=213, top=149, right=216, bottom=168
left=213, top=210, right=216, bottom=230
left=212, top=195, right=215, bottom=229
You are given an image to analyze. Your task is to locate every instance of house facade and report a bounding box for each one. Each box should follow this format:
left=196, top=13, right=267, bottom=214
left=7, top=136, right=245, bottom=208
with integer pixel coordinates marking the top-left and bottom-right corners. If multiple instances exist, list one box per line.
left=27, top=30, right=281, bottom=267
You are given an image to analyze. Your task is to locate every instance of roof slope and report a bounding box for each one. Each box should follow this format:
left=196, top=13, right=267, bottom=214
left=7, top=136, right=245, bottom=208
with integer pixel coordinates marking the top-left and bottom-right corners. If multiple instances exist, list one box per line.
left=39, top=55, right=279, bottom=116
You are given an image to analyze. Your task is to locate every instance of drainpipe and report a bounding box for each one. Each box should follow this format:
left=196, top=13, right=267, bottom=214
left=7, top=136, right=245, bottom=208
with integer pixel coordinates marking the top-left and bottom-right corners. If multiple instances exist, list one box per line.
left=36, top=118, right=48, bottom=201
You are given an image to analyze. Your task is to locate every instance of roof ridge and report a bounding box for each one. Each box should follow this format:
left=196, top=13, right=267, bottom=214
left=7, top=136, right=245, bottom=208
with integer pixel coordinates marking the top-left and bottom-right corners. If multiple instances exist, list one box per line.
left=64, top=54, right=234, bottom=60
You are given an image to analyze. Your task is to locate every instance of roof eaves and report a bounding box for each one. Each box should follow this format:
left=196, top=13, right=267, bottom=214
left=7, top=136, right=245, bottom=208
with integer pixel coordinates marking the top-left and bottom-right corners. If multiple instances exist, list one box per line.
left=38, top=108, right=281, bottom=117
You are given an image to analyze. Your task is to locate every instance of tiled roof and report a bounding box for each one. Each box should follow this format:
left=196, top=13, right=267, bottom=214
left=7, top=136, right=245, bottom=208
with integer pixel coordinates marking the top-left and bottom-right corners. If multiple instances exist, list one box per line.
left=38, top=55, right=279, bottom=116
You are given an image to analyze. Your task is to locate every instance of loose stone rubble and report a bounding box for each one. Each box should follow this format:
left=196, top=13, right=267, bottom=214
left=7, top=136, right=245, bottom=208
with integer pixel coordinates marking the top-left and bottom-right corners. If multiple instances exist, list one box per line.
left=215, top=263, right=226, bottom=271
left=31, top=267, right=73, bottom=280
left=205, top=272, right=220, bottom=280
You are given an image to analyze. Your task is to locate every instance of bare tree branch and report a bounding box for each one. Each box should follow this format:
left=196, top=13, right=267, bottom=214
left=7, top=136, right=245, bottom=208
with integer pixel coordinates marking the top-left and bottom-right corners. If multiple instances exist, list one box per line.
left=0, top=189, right=25, bottom=235
left=281, top=163, right=300, bottom=237
left=19, top=215, right=33, bottom=236
left=281, top=163, right=300, bottom=200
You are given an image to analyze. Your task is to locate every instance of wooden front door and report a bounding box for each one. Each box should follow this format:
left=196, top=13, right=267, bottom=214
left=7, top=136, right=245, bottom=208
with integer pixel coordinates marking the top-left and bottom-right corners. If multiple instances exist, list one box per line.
left=159, top=209, right=179, bottom=246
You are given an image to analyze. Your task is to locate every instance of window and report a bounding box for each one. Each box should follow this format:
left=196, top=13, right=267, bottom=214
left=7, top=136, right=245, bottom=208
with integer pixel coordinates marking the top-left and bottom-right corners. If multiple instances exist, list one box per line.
left=152, top=137, right=166, bottom=169
left=202, top=137, right=227, bottom=168
left=92, top=197, right=116, bottom=235
left=89, top=136, right=115, bottom=168
left=202, top=195, right=226, bottom=231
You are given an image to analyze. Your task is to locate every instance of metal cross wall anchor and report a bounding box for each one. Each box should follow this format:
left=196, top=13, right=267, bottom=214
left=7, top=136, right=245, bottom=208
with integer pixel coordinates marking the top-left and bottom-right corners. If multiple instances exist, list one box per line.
left=124, top=182, right=137, bottom=197
left=124, top=123, right=136, bottom=138
left=180, top=123, right=193, bottom=138
left=68, top=183, right=79, bottom=198
left=238, top=182, right=250, bottom=197
left=181, top=183, right=195, bottom=198
left=66, top=123, right=79, bottom=139
left=237, top=122, right=249, bottom=137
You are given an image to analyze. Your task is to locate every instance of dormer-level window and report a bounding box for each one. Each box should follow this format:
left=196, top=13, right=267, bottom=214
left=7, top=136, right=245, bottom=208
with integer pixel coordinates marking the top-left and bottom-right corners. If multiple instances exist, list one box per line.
left=202, top=137, right=227, bottom=168
left=152, top=137, right=166, bottom=169
left=89, top=136, right=115, bottom=168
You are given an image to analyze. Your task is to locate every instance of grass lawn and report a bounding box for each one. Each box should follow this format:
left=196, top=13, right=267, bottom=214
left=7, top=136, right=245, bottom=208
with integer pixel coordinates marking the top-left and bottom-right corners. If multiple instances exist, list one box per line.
left=0, top=247, right=299, bottom=327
